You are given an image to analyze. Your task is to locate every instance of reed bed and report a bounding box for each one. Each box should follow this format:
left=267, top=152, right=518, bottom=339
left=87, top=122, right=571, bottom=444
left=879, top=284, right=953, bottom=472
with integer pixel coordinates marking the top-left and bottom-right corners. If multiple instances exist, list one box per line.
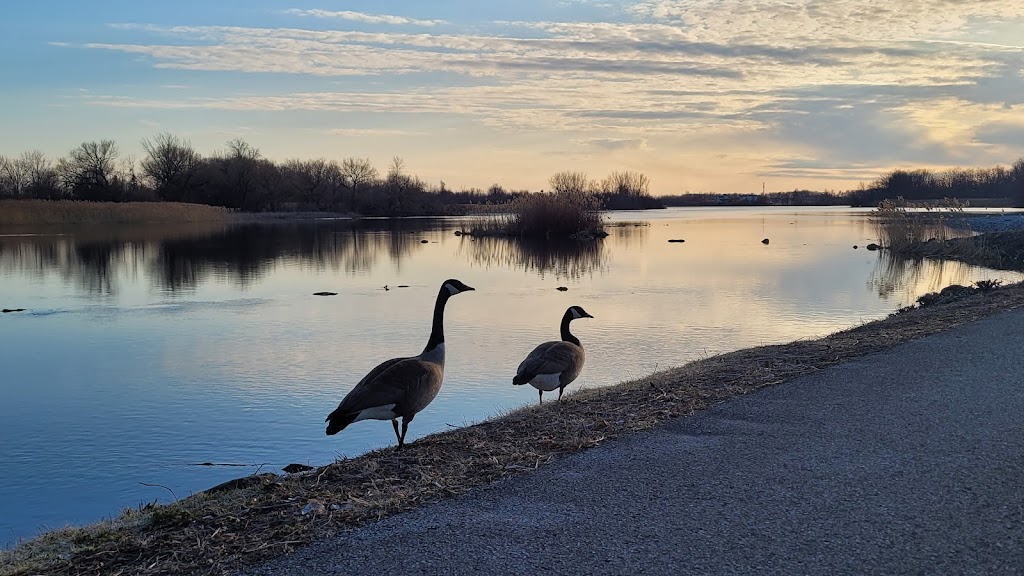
left=5, top=280, right=1024, bottom=576
left=468, top=191, right=604, bottom=238
left=0, top=200, right=233, bottom=226
left=871, top=197, right=968, bottom=252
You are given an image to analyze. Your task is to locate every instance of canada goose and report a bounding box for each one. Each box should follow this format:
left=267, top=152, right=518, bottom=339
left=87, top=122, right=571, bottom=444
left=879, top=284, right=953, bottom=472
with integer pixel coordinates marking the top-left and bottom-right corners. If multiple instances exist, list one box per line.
left=325, top=278, right=475, bottom=448
left=513, top=305, right=593, bottom=404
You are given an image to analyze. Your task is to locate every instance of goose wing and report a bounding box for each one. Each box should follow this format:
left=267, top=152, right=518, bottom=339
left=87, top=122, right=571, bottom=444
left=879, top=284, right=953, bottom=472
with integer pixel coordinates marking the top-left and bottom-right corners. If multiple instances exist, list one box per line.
left=516, top=341, right=581, bottom=377
left=333, top=356, right=439, bottom=416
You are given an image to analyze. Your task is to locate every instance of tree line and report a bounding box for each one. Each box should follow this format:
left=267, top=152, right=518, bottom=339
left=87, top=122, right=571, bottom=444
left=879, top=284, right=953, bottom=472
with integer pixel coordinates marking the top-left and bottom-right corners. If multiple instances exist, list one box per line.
left=848, top=159, right=1024, bottom=207
left=0, top=134, right=661, bottom=215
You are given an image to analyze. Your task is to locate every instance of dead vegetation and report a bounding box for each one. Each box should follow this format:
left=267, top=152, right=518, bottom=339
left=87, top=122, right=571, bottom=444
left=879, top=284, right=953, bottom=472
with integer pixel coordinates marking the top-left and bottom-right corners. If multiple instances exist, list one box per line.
left=895, top=230, right=1024, bottom=271
left=6, top=282, right=1024, bottom=576
left=0, top=200, right=232, bottom=226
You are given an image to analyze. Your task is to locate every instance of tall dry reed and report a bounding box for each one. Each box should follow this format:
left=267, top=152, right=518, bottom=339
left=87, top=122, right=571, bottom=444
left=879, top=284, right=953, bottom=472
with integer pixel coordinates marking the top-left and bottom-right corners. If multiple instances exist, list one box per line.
left=0, top=200, right=233, bottom=226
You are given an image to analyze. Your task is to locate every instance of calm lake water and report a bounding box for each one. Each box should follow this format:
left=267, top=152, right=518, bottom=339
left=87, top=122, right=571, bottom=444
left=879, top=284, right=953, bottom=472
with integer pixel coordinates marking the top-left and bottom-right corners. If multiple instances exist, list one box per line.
left=2, top=206, right=1021, bottom=545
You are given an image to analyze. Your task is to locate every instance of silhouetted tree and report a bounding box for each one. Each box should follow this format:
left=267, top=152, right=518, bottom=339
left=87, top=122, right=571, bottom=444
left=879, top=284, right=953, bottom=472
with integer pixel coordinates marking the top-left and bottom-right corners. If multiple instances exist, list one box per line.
left=59, top=140, right=122, bottom=201
left=339, top=157, right=378, bottom=212
left=141, top=133, right=202, bottom=202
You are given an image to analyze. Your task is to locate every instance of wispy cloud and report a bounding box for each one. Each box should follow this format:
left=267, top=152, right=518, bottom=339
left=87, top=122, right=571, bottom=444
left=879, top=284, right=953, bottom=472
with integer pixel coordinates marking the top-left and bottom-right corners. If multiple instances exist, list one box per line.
left=39, top=1, right=1024, bottom=190
left=324, top=128, right=428, bottom=137
left=284, top=9, right=447, bottom=27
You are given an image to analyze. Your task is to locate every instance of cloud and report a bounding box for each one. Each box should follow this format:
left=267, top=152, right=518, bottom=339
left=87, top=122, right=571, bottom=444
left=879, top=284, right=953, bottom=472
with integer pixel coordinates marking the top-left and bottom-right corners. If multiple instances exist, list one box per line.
left=324, top=128, right=428, bottom=137
left=284, top=9, right=448, bottom=27
left=575, top=138, right=650, bottom=151
left=50, top=1, right=1024, bottom=190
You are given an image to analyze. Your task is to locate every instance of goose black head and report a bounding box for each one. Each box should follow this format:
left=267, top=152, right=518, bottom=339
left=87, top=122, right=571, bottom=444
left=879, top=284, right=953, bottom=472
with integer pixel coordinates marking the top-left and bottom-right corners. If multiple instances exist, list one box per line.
left=569, top=305, right=594, bottom=320
left=442, top=279, right=475, bottom=296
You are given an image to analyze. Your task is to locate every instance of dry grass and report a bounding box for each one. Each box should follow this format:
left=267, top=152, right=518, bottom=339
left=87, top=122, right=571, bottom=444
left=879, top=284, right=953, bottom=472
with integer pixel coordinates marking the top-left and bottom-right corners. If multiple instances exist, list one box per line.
left=469, top=191, right=604, bottom=238
left=6, top=280, right=1024, bottom=576
left=0, top=200, right=233, bottom=226
left=871, top=197, right=968, bottom=252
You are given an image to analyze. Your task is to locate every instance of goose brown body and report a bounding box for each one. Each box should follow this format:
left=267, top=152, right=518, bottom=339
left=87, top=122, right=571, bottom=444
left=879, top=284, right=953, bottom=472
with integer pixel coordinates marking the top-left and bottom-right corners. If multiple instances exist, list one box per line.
left=513, top=306, right=593, bottom=404
left=325, top=279, right=473, bottom=447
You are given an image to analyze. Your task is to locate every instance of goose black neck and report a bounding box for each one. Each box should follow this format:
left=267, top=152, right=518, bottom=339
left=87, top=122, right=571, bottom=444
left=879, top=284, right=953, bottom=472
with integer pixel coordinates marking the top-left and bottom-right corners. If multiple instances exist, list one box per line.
left=424, top=286, right=451, bottom=354
left=560, top=311, right=581, bottom=347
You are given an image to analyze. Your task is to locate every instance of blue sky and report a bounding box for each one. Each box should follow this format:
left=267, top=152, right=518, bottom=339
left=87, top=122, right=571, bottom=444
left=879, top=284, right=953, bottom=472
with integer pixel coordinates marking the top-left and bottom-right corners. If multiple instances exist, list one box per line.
left=2, top=0, right=1023, bottom=193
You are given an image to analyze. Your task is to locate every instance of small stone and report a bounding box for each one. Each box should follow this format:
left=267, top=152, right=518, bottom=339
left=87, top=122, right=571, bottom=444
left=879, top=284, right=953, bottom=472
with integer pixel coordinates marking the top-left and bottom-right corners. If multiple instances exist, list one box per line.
left=853, top=245, right=858, bottom=249
left=761, top=238, right=770, bottom=245
left=557, top=286, right=568, bottom=291
left=667, top=239, right=685, bottom=243
left=454, top=231, right=463, bottom=236
left=420, top=239, right=429, bottom=243
left=866, top=243, right=880, bottom=251
left=313, top=292, right=337, bottom=296
left=301, top=501, right=326, bottom=516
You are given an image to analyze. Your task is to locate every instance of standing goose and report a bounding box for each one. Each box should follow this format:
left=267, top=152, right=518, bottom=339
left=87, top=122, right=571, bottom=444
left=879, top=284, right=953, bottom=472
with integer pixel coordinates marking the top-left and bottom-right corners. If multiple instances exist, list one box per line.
left=513, top=305, right=593, bottom=404
left=325, top=279, right=475, bottom=448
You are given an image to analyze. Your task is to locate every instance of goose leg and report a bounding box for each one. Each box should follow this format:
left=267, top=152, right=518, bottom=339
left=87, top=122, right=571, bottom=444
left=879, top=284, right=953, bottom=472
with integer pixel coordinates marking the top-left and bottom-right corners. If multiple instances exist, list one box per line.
left=538, top=390, right=543, bottom=405
left=391, top=419, right=401, bottom=445
left=558, top=387, right=565, bottom=402
left=399, top=415, right=413, bottom=448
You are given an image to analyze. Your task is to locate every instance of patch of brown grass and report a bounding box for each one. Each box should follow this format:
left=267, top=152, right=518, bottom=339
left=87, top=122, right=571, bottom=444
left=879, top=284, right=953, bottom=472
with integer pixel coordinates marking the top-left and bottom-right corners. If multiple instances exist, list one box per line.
left=468, top=191, right=604, bottom=238
left=6, top=282, right=1024, bottom=576
left=0, top=200, right=233, bottom=226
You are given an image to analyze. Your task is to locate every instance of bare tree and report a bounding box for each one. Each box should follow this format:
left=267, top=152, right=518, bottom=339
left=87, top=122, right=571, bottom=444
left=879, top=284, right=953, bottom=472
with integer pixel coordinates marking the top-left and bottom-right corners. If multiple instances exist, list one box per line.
left=60, top=140, right=121, bottom=200
left=339, top=157, right=378, bottom=210
left=19, top=151, right=58, bottom=197
left=141, top=133, right=202, bottom=202
left=603, top=171, right=650, bottom=196
left=283, top=158, right=342, bottom=210
left=549, top=171, right=591, bottom=196
left=0, top=155, right=18, bottom=197
left=226, top=138, right=261, bottom=161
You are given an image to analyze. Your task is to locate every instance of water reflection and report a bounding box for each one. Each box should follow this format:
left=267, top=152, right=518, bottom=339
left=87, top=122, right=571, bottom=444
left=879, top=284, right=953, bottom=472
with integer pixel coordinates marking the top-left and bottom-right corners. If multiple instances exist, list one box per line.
left=869, top=250, right=992, bottom=300
left=0, top=218, right=615, bottom=293
left=458, top=235, right=609, bottom=279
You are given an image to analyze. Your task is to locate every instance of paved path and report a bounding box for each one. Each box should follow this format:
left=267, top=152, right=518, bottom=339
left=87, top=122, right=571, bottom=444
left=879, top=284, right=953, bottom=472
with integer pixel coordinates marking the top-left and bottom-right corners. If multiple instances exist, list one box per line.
left=245, top=309, right=1024, bottom=575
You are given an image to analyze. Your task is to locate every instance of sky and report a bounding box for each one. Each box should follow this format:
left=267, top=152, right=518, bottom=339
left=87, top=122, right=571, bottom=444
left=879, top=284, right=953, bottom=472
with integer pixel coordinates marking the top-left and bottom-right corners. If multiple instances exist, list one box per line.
left=1, top=0, right=1023, bottom=194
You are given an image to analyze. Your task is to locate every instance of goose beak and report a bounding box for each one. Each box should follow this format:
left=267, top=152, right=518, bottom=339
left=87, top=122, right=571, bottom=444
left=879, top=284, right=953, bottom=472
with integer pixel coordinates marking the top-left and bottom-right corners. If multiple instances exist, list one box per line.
left=584, top=312, right=594, bottom=318
left=462, top=285, right=475, bottom=292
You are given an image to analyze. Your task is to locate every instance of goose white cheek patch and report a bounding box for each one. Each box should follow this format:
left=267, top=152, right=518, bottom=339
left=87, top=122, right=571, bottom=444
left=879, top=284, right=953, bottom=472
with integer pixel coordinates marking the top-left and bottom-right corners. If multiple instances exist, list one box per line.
left=445, top=283, right=459, bottom=295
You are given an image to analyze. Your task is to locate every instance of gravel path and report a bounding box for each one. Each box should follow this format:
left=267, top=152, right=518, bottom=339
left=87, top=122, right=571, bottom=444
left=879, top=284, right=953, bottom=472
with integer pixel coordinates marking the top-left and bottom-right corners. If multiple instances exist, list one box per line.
left=243, top=309, right=1024, bottom=575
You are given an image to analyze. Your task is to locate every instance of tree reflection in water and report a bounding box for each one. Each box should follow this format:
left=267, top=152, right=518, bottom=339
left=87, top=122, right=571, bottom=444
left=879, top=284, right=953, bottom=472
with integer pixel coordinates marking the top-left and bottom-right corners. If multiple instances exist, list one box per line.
left=458, top=234, right=609, bottom=280
left=0, top=219, right=439, bottom=295
left=868, top=249, right=984, bottom=303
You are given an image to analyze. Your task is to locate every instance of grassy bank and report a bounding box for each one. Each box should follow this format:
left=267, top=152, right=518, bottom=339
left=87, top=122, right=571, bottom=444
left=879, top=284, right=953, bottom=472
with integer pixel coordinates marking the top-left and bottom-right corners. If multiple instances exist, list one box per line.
left=0, top=200, right=233, bottom=226
left=5, top=279, right=1024, bottom=575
